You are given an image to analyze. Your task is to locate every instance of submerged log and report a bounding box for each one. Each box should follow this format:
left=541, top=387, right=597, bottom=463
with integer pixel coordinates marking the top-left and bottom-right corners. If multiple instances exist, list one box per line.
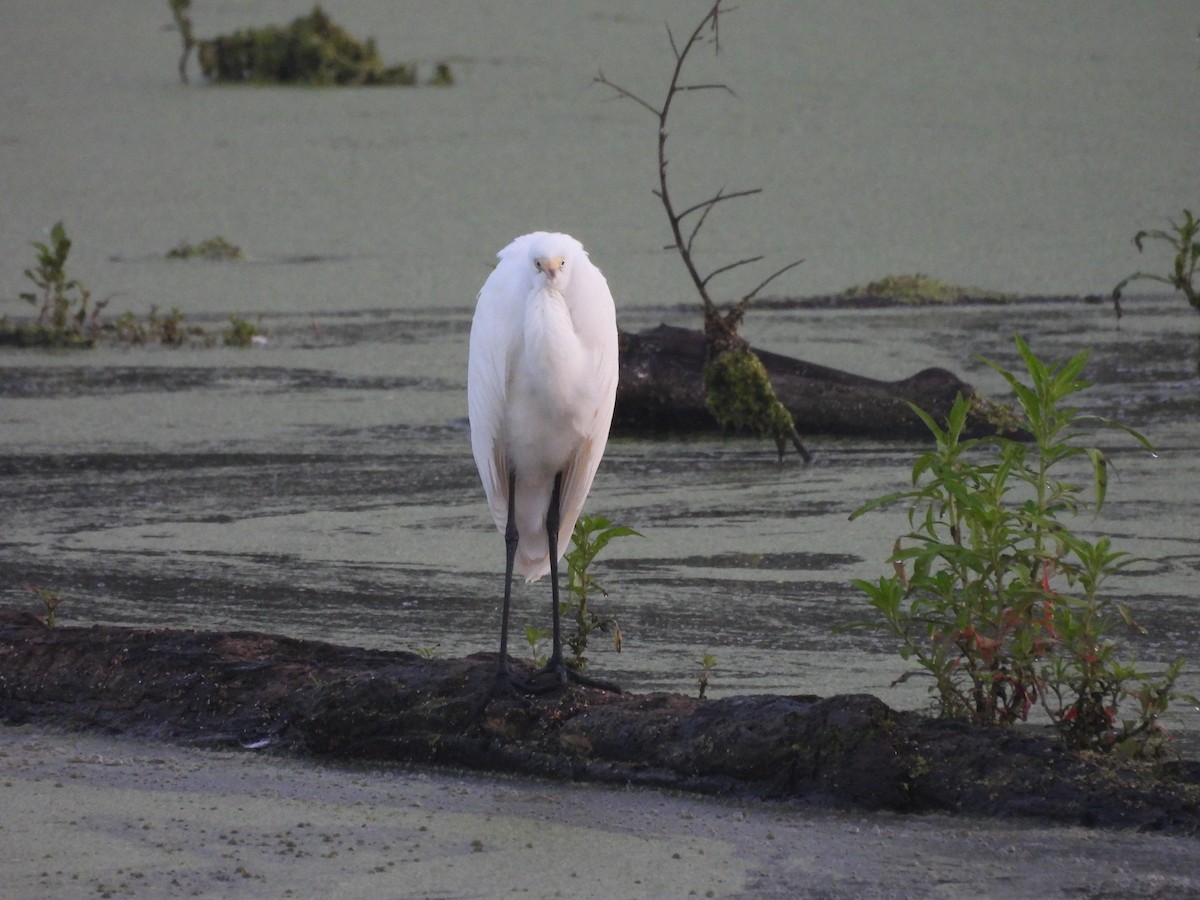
left=615, top=324, right=1007, bottom=440
left=2, top=610, right=1198, bottom=832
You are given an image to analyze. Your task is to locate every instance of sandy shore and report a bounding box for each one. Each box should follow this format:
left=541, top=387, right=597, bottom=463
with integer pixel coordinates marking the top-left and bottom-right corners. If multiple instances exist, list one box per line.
left=3, top=724, right=1199, bottom=899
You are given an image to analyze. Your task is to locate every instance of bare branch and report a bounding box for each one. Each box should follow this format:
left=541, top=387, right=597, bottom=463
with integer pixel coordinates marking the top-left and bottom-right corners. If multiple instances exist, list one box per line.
left=740, top=258, right=806, bottom=305
left=675, top=82, right=736, bottom=97
left=676, top=187, right=762, bottom=222
left=681, top=188, right=762, bottom=254
left=594, top=0, right=800, bottom=324
left=594, top=1, right=809, bottom=458
left=593, top=72, right=659, bottom=116
left=700, top=255, right=765, bottom=289
left=168, top=0, right=197, bottom=84
left=686, top=197, right=718, bottom=255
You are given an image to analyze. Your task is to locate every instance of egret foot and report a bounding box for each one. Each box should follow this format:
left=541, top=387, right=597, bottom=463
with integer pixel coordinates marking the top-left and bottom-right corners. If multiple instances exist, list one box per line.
left=461, top=665, right=533, bottom=728
left=520, top=659, right=621, bottom=694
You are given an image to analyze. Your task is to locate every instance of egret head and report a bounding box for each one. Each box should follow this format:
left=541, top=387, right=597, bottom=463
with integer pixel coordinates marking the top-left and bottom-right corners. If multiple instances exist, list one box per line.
left=526, top=233, right=579, bottom=293
left=533, top=254, right=567, bottom=289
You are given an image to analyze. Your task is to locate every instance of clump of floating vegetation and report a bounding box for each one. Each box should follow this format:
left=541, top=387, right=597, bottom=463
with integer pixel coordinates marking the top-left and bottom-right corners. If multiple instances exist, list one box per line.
left=838, top=274, right=1012, bottom=304
left=113, top=306, right=210, bottom=347
left=170, top=2, right=453, bottom=87
left=167, top=236, right=244, bottom=261
left=224, top=314, right=265, bottom=348
left=1, top=221, right=104, bottom=348
left=3, top=222, right=267, bottom=350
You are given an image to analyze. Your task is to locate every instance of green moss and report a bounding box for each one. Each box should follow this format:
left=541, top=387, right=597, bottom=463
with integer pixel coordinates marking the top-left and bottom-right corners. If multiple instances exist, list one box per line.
left=703, top=347, right=798, bottom=457
left=838, top=274, right=1012, bottom=304
left=195, top=5, right=451, bottom=87
left=968, top=391, right=1022, bottom=435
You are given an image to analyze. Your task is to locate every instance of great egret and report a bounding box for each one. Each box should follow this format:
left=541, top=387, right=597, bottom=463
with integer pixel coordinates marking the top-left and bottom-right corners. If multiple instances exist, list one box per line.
left=468, top=231, right=619, bottom=691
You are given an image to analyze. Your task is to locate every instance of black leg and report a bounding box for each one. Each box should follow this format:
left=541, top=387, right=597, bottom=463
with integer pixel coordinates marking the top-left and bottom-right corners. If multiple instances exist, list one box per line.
left=497, top=469, right=518, bottom=680
left=546, top=472, right=565, bottom=678
left=520, top=471, right=621, bottom=694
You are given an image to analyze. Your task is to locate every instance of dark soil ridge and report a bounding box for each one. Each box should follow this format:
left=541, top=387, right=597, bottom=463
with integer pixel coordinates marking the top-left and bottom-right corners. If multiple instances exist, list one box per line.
left=3, top=610, right=1198, bottom=833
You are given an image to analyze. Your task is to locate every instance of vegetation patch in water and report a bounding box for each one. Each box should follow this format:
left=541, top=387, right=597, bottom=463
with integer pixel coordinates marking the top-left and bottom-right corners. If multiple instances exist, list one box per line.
left=838, top=273, right=1013, bottom=304
left=1, top=221, right=103, bottom=349
left=166, top=236, right=244, bottom=261
left=171, top=2, right=453, bottom=87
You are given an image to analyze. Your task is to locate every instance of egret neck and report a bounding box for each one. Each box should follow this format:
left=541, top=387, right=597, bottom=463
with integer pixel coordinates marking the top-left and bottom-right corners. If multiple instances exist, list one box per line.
left=519, top=285, right=589, bottom=421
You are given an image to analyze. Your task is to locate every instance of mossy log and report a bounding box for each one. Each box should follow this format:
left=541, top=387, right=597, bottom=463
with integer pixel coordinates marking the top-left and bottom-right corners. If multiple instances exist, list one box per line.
left=615, top=324, right=1007, bottom=440
left=3, top=610, right=1198, bottom=832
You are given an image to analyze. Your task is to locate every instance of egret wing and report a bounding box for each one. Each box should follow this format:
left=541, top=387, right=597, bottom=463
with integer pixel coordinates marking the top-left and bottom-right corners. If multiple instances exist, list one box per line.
left=552, top=260, right=620, bottom=552
left=467, top=261, right=524, bottom=535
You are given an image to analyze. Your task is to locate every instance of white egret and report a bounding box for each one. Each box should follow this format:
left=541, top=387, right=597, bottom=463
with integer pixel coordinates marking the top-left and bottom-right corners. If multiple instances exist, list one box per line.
left=468, top=231, right=619, bottom=691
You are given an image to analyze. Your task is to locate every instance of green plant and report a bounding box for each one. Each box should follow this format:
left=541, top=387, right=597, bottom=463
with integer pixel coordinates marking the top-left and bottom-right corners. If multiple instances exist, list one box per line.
left=224, top=314, right=264, bottom=347
left=1112, top=208, right=1200, bottom=317
left=188, top=4, right=451, bottom=87
left=148, top=306, right=191, bottom=345
left=851, top=335, right=1182, bottom=753
left=524, top=626, right=550, bottom=669
left=114, top=305, right=204, bottom=346
left=15, top=221, right=105, bottom=347
left=561, top=514, right=640, bottom=670
left=27, top=585, right=64, bottom=627
left=697, top=652, right=717, bottom=700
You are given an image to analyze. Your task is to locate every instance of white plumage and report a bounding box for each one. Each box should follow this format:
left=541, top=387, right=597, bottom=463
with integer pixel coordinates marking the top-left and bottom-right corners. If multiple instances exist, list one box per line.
left=468, top=231, right=619, bottom=581
left=467, top=231, right=619, bottom=688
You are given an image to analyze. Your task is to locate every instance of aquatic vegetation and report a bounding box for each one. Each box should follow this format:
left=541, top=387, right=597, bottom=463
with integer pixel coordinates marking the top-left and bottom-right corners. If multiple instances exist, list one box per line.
left=1112, top=208, right=1200, bottom=317
left=166, top=236, right=244, bottom=260
left=113, top=305, right=210, bottom=347
left=4, top=221, right=105, bottom=348
left=494, top=514, right=637, bottom=674
left=179, top=4, right=453, bottom=87
left=3, top=222, right=247, bottom=350
left=561, top=514, right=639, bottom=670
left=524, top=626, right=550, bottom=669
left=838, top=273, right=1013, bottom=304
left=425, top=63, right=454, bottom=87
left=697, top=652, right=717, bottom=700
left=26, top=586, right=64, bottom=628
left=851, top=335, right=1186, bottom=754
left=224, top=314, right=265, bottom=347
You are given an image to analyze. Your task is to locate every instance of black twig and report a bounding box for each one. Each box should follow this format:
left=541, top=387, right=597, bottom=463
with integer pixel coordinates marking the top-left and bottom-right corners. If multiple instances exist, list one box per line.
left=593, top=1, right=802, bottom=331
left=700, top=256, right=765, bottom=290
left=594, top=1, right=810, bottom=461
